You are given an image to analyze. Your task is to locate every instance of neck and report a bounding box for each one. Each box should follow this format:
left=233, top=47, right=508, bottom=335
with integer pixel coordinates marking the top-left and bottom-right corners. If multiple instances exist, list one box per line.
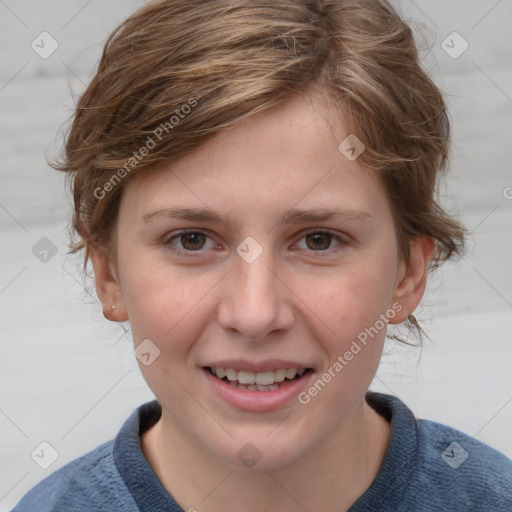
left=141, top=397, right=390, bottom=512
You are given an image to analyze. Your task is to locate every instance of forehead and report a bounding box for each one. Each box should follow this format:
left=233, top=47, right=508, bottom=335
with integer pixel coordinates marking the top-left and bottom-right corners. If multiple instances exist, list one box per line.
left=121, top=91, right=388, bottom=223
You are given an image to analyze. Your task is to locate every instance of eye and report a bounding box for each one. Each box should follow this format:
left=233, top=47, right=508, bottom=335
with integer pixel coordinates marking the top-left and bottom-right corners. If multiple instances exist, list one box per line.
left=163, top=229, right=347, bottom=258
left=294, top=230, right=345, bottom=254
left=164, top=230, right=217, bottom=256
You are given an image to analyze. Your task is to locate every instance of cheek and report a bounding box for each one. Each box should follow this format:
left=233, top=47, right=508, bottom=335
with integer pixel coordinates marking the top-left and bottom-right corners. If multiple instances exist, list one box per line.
left=310, top=261, right=396, bottom=339
left=121, top=266, right=217, bottom=393
left=295, top=267, right=392, bottom=424
left=119, top=254, right=219, bottom=353
left=297, top=258, right=397, bottom=402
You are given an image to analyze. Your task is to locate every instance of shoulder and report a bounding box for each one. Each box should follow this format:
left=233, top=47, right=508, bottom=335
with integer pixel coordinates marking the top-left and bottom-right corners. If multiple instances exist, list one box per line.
left=412, top=418, right=512, bottom=510
left=11, top=440, right=138, bottom=512
left=361, top=393, right=512, bottom=512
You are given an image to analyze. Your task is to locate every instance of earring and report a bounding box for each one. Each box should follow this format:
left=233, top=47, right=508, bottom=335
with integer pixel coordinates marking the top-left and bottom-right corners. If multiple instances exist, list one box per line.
left=103, top=304, right=116, bottom=321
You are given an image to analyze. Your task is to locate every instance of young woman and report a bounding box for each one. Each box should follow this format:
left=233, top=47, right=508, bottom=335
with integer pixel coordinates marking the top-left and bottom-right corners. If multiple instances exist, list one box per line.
left=12, top=1, right=512, bottom=510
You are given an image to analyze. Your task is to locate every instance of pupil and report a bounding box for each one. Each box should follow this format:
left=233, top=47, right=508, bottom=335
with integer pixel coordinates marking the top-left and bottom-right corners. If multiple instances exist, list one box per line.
left=306, top=233, right=331, bottom=250
left=182, top=232, right=205, bottom=250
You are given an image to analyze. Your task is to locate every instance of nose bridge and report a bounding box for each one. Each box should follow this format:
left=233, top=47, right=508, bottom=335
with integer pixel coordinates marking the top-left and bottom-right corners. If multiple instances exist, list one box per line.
left=237, top=249, right=276, bottom=302
left=217, top=239, right=292, bottom=340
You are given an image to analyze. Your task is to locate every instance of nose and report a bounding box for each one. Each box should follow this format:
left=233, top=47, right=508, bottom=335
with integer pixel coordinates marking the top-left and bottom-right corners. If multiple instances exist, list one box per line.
left=216, top=246, right=294, bottom=341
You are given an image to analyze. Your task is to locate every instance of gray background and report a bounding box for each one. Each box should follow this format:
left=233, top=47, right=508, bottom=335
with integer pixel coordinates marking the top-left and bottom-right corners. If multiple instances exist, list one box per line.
left=1, top=1, right=511, bottom=509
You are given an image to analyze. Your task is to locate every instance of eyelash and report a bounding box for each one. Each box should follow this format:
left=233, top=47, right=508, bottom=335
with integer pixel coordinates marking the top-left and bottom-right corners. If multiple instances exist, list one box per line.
left=163, top=229, right=348, bottom=259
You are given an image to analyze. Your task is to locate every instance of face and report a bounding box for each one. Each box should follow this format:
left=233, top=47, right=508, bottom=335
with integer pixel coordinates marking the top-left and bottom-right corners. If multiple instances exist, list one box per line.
left=93, top=90, right=430, bottom=471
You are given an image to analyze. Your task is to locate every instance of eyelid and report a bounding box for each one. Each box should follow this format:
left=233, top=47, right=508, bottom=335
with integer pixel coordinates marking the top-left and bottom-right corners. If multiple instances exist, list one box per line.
left=163, top=228, right=349, bottom=257
left=163, top=229, right=218, bottom=256
left=293, top=229, right=347, bottom=253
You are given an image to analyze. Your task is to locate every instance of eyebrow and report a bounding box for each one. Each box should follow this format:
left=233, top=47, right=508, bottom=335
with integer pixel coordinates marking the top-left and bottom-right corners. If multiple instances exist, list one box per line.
left=142, top=206, right=371, bottom=231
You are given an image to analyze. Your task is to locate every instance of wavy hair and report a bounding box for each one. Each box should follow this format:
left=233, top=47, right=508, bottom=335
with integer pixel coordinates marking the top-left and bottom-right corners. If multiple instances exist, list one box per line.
left=52, top=0, right=466, bottom=343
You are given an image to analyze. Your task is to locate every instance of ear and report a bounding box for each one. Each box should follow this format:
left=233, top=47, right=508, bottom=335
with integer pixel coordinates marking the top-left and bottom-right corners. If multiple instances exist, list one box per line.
left=389, top=237, right=435, bottom=324
left=89, top=246, right=129, bottom=322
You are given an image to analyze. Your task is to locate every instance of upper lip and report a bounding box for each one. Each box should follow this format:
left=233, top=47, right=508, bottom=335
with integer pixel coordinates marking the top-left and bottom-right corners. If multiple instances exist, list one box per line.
left=202, top=359, right=313, bottom=373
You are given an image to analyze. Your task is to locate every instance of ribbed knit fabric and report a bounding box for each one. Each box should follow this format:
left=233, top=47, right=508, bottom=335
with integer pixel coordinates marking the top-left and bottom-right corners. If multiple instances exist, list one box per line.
left=11, top=393, right=512, bottom=511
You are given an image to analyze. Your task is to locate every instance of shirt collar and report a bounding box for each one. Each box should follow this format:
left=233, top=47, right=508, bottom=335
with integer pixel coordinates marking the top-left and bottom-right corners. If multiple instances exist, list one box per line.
left=113, top=392, right=417, bottom=511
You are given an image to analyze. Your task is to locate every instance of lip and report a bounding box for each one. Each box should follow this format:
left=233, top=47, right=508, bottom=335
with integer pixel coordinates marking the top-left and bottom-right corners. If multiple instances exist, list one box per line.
left=200, top=366, right=314, bottom=412
left=202, top=359, right=312, bottom=373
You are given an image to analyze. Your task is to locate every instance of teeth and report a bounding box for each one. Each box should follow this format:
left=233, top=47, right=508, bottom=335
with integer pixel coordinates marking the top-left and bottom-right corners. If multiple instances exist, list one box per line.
left=212, top=367, right=307, bottom=385
left=285, top=369, right=298, bottom=379
left=225, top=368, right=238, bottom=381
left=215, top=367, right=226, bottom=379
left=229, top=381, right=280, bottom=391
left=237, top=371, right=255, bottom=384
left=256, top=371, right=275, bottom=385
left=274, top=369, right=286, bottom=382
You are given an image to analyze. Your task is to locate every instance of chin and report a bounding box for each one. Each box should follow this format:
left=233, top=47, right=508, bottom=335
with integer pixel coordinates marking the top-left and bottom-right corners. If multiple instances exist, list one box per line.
left=206, top=426, right=315, bottom=472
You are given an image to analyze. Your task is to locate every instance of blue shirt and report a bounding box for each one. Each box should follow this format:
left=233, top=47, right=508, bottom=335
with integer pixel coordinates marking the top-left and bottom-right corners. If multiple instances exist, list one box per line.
left=11, top=392, right=512, bottom=511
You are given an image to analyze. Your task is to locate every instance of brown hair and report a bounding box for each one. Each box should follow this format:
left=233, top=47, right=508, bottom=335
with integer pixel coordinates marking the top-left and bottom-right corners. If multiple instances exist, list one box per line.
left=52, top=0, right=466, bottom=342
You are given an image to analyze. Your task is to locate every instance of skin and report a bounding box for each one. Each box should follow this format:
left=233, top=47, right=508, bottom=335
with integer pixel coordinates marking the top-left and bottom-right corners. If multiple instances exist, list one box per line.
left=91, top=89, right=433, bottom=511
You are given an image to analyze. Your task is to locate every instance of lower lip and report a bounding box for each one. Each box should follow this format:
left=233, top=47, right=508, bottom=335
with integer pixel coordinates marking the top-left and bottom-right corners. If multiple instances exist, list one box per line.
left=201, top=368, right=314, bottom=412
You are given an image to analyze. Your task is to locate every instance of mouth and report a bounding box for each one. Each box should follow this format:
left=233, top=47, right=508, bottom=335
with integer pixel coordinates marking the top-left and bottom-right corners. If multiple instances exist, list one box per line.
left=200, top=359, right=316, bottom=411
left=203, top=366, right=314, bottom=391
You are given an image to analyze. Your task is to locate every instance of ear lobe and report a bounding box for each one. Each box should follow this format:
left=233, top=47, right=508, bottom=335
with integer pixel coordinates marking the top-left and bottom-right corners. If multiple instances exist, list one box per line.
left=389, top=237, right=435, bottom=324
left=89, top=246, right=129, bottom=322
